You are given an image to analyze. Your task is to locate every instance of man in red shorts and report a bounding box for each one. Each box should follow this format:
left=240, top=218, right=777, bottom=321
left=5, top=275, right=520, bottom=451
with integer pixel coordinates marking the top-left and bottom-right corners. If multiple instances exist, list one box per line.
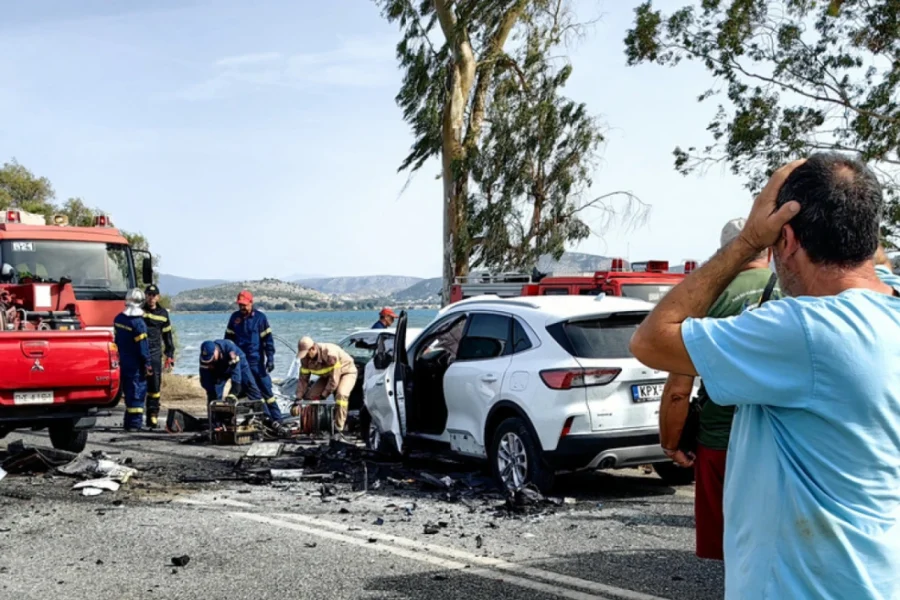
left=658, top=218, right=779, bottom=559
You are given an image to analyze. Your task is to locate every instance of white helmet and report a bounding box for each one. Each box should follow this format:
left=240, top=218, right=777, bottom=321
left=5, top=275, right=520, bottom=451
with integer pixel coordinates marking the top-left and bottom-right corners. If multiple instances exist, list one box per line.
left=123, top=288, right=145, bottom=317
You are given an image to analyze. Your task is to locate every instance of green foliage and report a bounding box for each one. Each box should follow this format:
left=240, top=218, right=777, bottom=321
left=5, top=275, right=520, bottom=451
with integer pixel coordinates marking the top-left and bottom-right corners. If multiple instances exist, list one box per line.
left=377, top=0, right=618, bottom=276
left=624, top=0, right=900, bottom=242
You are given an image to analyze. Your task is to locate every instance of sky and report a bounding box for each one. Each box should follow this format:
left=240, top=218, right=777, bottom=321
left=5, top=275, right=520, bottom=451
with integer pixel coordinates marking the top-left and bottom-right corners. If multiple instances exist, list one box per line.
left=0, top=0, right=759, bottom=281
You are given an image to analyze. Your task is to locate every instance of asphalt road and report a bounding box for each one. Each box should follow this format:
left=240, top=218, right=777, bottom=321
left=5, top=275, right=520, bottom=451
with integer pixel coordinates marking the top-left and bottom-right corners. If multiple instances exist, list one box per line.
left=0, top=414, right=723, bottom=600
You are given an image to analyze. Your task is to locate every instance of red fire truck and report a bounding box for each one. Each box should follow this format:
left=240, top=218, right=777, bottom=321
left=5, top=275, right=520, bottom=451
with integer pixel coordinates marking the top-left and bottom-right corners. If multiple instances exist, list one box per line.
left=448, top=258, right=697, bottom=304
left=0, top=209, right=153, bottom=451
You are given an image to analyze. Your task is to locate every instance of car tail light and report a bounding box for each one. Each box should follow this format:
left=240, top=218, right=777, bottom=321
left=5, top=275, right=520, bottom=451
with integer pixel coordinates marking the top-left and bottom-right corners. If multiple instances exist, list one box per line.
left=540, top=367, right=621, bottom=389
left=109, top=342, right=120, bottom=370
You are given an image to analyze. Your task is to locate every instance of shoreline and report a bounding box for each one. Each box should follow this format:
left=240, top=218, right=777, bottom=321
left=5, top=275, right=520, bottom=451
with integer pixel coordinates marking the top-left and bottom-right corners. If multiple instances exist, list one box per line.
left=170, top=306, right=440, bottom=315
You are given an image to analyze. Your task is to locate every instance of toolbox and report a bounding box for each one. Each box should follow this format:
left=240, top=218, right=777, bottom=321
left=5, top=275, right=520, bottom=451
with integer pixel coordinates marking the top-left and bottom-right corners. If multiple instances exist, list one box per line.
left=207, top=397, right=267, bottom=445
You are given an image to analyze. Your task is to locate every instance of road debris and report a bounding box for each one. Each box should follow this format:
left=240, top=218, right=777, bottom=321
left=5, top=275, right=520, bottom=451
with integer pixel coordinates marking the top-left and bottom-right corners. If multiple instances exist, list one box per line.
left=73, top=478, right=121, bottom=496
left=57, top=452, right=137, bottom=484
left=171, top=555, right=190, bottom=567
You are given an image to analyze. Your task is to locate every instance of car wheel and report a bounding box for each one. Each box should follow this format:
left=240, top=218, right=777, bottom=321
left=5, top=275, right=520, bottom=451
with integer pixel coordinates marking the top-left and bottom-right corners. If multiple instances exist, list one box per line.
left=49, top=421, right=88, bottom=454
left=653, top=461, right=695, bottom=486
left=489, top=417, right=554, bottom=494
left=360, top=407, right=400, bottom=458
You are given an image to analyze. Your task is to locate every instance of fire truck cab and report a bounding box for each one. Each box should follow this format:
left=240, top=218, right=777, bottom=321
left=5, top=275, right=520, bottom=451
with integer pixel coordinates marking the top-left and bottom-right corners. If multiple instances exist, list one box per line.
left=449, top=258, right=697, bottom=304
left=0, top=209, right=153, bottom=329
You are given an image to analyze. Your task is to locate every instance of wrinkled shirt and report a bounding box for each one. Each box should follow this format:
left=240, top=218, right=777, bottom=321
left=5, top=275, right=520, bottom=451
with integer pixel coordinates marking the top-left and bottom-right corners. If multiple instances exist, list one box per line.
left=682, top=282, right=900, bottom=599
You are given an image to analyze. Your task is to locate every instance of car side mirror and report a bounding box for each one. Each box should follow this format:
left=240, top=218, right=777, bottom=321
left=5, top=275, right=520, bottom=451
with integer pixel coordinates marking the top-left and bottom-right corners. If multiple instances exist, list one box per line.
left=373, top=350, right=392, bottom=370
left=142, top=256, right=153, bottom=285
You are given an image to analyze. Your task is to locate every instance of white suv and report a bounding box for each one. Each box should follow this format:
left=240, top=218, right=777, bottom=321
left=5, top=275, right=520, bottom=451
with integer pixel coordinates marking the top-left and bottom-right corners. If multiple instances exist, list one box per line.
left=363, top=295, right=689, bottom=491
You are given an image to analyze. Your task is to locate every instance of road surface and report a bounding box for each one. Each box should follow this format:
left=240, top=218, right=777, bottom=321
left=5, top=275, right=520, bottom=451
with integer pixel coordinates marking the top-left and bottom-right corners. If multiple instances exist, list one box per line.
left=0, top=414, right=723, bottom=600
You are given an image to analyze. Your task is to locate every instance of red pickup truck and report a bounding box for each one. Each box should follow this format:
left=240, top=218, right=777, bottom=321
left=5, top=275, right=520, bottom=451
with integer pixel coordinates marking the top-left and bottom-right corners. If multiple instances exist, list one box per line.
left=0, top=282, right=121, bottom=453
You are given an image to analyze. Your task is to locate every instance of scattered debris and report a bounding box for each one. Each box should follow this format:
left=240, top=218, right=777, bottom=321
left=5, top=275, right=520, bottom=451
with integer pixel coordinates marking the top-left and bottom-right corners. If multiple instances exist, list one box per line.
left=165, top=409, right=207, bottom=433
left=424, top=522, right=441, bottom=535
left=245, top=442, right=284, bottom=458
left=1, top=443, right=77, bottom=474
left=270, top=469, right=304, bottom=481
left=171, top=555, right=190, bottom=567
left=475, top=535, right=484, bottom=549
left=433, top=574, right=448, bottom=581
left=57, top=453, right=137, bottom=484
left=373, top=518, right=384, bottom=526
left=0, top=467, right=6, bottom=483
left=367, top=538, right=377, bottom=544
left=339, top=507, right=350, bottom=514
left=73, top=478, right=120, bottom=496
left=304, top=542, right=318, bottom=548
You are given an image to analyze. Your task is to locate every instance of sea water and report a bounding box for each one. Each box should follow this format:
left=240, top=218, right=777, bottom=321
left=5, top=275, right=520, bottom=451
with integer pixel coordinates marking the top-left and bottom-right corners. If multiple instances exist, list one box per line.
left=170, top=309, right=438, bottom=378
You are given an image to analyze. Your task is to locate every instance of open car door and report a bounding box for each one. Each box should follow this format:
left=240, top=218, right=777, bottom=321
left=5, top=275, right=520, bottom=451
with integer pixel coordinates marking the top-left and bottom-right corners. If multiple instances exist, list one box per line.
left=364, top=312, right=409, bottom=454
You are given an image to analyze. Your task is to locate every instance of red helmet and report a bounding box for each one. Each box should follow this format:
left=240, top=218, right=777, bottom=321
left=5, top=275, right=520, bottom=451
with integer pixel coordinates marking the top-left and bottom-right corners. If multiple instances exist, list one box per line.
left=236, top=290, right=253, bottom=305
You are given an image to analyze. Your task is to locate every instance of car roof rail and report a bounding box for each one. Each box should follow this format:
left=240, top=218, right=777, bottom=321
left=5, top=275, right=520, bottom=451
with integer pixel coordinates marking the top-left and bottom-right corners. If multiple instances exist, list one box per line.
left=448, top=297, right=542, bottom=310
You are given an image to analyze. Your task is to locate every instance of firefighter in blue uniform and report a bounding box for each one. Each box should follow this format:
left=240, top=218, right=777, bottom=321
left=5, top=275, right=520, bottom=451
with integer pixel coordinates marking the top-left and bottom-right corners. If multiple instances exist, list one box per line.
left=224, top=290, right=282, bottom=421
left=114, top=289, right=153, bottom=432
left=198, top=339, right=262, bottom=406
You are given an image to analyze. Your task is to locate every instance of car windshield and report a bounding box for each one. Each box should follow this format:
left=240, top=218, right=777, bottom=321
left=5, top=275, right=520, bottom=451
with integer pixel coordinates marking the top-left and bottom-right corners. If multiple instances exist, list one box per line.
left=342, top=336, right=378, bottom=360
left=0, top=240, right=134, bottom=299
left=557, top=315, right=646, bottom=359
left=619, top=284, right=673, bottom=304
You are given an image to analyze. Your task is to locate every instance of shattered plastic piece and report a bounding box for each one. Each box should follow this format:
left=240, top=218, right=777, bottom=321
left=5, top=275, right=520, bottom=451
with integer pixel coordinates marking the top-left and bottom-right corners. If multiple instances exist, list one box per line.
left=2, top=446, right=77, bottom=474
left=171, top=555, right=190, bottom=567
left=339, top=507, right=350, bottom=514
left=246, top=443, right=284, bottom=458
left=270, top=469, right=304, bottom=481
left=0, top=467, right=6, bottom=483
left=73, top=478, right=121, bottom=494
left=57, top=455, right=137, bottom=483
left=304, top=542, right=317, bottom=548
left=475, top=535, right=484, bottom=549
left=373, top=518, right=384, bottom=526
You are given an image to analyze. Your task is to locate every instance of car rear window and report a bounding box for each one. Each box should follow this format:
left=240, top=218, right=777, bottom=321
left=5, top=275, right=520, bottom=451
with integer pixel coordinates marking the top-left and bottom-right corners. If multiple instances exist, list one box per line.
left=619, top=284, right=673, bottom=304
left=547, top=314, right=646, bottom=359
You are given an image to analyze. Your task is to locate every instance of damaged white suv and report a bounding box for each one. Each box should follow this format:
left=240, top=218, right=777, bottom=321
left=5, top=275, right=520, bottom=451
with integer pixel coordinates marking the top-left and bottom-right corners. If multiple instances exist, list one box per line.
left=363, top=295, right=687, bottom=492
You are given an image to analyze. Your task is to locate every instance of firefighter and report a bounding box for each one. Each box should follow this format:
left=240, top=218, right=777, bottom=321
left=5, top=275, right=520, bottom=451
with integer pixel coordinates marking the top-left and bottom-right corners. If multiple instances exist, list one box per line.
left=371, top=308, right=397, bottom=330
left=142, top=284, right=175, bottom=429
left=224, top=290, right=283, bottom=422
left=114, top=289, right=153, bottom=432
left=198, top=339, right=262, bottom=406
left=294, top=336, right=358, bottom=440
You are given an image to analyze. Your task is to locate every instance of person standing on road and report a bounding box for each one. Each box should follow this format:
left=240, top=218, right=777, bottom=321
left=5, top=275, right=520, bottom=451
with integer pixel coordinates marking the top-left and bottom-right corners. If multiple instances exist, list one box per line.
left=294, top=336, right=358, bottom=440
left=142, top=284, right=176, bottom=429
left=631, top=153, right=900, bottom=600
left=224, top=290, right=283, bottom=422
left=658, top=218, right=780, bottom=561
left=114, top=289, right=153, bottom=432
left=371, top=308, right=397, bottom=329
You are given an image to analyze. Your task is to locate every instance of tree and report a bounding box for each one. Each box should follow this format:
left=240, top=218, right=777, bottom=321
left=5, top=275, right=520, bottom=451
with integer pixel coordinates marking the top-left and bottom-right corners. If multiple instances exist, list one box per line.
left=0, top=159, right=56, bottom=217
left=624, top=0, right=900, bottom=242
left=378, top=0, right=627, bottom=302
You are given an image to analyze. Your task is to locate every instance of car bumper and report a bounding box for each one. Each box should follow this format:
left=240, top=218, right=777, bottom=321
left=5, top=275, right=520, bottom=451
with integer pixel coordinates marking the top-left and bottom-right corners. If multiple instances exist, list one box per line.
left=544, top=430, right=667, bottom=471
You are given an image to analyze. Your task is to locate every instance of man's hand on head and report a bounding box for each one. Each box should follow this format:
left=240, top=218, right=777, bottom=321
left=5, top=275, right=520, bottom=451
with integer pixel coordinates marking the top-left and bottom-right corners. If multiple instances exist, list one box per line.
left=740, top=160, right=805, bottom=253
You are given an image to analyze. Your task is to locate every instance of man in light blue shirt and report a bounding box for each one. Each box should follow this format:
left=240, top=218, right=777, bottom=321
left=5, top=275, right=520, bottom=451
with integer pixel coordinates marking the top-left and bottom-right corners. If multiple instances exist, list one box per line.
left=631, top=153, right=900, bottom=599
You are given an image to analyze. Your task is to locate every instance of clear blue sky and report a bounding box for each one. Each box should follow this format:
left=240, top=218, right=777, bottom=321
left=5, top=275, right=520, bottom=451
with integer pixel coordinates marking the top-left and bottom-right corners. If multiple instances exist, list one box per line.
left=0, top=0, right=754, bottom=281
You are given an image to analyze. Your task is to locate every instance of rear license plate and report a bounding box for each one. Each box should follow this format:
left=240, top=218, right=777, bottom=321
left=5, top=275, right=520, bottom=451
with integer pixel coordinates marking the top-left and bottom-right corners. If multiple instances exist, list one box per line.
left=631, top=384, right=663, bottom=403
left=13, top=391, right=54, bottom=405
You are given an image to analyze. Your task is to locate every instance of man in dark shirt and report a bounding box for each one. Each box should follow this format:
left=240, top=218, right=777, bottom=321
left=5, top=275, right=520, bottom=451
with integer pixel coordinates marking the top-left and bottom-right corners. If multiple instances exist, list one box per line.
left=371, top=307, right=397, bottom=329
left=142, top=284, right=175, bottom=429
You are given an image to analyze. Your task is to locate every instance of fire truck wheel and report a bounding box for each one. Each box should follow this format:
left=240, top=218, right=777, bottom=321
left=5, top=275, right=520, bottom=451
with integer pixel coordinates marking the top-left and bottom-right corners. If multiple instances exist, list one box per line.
left=49, top=421, right=88, bottom=453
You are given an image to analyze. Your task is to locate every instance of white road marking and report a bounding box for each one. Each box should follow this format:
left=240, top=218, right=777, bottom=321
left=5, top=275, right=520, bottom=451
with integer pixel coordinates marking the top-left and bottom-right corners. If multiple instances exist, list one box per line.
left=232, top=511, right=610, bottom=600
left=276, top=512, right=670, bottom=600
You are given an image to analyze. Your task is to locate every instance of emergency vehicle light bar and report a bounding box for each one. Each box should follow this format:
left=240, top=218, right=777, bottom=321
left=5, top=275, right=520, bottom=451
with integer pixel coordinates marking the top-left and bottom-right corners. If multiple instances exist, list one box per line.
left=645, top=260, right=669, bottom=272
left=683, top=260, right=698, bottom=274
left=93, top=214, right=113, bottom=227
left=52, top=214, right=69, bottom=226
left=610, top=258, right=626, bottom=272
left=5, top=210, right=20, bottom=223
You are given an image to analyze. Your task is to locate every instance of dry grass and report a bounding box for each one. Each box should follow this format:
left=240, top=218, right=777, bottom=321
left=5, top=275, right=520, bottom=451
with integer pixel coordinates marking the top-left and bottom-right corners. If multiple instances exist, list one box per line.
left=161, top=373, right=209, bottom=414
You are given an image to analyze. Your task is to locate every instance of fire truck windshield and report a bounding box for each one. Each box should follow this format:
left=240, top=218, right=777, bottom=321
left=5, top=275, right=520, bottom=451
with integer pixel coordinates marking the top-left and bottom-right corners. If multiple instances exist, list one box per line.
left=0, top=240, right=135, bottom=300
left=619, top=284, right=673, bottom=304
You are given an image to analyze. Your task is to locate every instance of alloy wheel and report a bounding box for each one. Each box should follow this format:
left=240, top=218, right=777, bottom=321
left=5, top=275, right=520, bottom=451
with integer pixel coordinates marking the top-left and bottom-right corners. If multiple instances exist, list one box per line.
left=497, top=432, right=529, bottom=490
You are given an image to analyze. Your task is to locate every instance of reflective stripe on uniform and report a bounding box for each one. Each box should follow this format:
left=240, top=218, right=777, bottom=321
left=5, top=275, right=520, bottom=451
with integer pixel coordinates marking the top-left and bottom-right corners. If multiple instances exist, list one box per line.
left=260, top=328, right=272, bottom=337
left=335, top=398, right=349, bottom=408
left=144, top=313, right=167, bottom=322
left=162, top=326, right=173, bottom=333
left=265, top=397, right=277, bottom=404
left=126, top=407, right=144, bottom=414
left=149, top=393, right=161, bottom=399
left=134, top=333, right=147, bottom=342
left=226, top=328, right=235, bottom=335
left=115, top=322, right=132, bottom=331
left=300, top=362, right=341, bottom=376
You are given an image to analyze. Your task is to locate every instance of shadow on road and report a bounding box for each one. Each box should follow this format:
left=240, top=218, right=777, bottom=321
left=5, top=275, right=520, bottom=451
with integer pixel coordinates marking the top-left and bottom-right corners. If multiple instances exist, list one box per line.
left=364, top=548, right=723, bottom=600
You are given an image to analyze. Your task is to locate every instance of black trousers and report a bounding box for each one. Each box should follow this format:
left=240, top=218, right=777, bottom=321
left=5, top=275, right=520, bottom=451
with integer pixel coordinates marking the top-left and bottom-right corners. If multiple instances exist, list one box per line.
left=146, top=354, right=163, bottom=418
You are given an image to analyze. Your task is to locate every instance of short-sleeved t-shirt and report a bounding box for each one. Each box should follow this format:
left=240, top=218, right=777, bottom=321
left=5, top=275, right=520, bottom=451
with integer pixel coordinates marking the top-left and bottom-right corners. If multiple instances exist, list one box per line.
left=697, top=268, right=780, bottom=449
left=682, top=280, right=900, bottom=600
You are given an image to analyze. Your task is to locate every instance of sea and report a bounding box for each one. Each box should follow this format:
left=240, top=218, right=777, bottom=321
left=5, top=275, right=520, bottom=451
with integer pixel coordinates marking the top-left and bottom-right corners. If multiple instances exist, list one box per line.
left=170, top=309, right=438, bottom=377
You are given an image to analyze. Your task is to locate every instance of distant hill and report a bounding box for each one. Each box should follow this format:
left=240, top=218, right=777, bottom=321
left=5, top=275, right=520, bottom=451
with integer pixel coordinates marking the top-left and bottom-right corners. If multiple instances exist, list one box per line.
left=391, top=277, right=442, bottom=303
left=172, top=278, right=333, bottom=311
left=535, top=251, right=614, bottom=274
left=297, top=275, right=423, bottom=297
left=158, top=274, right=231, bottom=296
